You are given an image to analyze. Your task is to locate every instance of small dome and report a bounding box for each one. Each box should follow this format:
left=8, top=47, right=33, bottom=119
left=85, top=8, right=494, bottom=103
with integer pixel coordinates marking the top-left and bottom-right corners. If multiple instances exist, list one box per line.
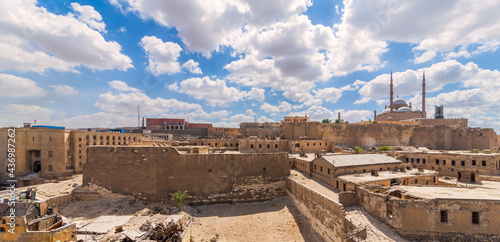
left=398, top=107, right=413, bottom=112
left=380, top=108, right=391, bottom=114
left=393, top=98, right=407, bottom=105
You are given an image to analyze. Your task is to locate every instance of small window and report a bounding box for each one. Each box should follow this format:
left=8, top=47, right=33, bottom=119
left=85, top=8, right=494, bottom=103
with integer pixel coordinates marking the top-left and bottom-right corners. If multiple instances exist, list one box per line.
left=32, top=137, right=35, bottom=141
left=472, top=160, right=476, bottom=166
left=406, top=158, right=409, bottom=163
left=411, top=158, right=414, bottom=163
left=461, top=161, right=465, bottom=166
left=314, top=165, right=317, bottom=170
left=208, top=169, right=212, bottom=173
left=49, top=137, right=52, bottom=141
left=79, top=162, right=82, bottom=166
left=441, top=210, right=448, bottom=223
left=259, top=144, right=262, bottom=148
left=48, top=151, right=53, bottom=158
left=435, top=159, right=439, bottom=165
left=422, top=159, right=426, bottom=164
left=482, top=160, right=486, bottom=166
left=452, top=160, right=456, bottom=166
left=263, top=168, right=266, bottom=172
left=320, top=166, right=323, bottom=172
left=472, top=212, right=479, bottom=224
left=49, top=165, right=53, bottom=171
left=328, top=168, right=330, bottom=175
left=307, top=143, right=309, bottom=146
left=267, top=144, right=270, bottom=148
left=416, top=158, right=420, bottom=163
left=443, top=160, right=446, bottom=165
left=251, top=144, right=254, bottom=148
left=275, top=144, right=278, bottom=148
left=79, top=138, right=82, bottom=141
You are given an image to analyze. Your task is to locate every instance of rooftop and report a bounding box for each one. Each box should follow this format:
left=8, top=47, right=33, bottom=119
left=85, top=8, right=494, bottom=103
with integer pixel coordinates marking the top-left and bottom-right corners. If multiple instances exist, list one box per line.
left=337, top=169, right=437, bottom=185
left=320, top=154, right=402, bottom=167
left=391, top=181, right=500, bottom=201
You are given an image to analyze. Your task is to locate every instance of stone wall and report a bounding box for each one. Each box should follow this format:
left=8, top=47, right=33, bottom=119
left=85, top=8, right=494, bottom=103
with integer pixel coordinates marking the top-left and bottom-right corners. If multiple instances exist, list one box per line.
left=286, top=178, right=363, bottom=242
left=282, top=123, right=496, bottom=150
left=84, top=146, right=289, bottom=204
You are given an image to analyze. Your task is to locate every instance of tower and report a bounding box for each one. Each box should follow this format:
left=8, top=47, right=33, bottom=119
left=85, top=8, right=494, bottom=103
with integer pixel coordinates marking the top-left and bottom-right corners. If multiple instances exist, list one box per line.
left=390, top=71, right=394, bottom=113
left=422, top=71, right=426, bottom=118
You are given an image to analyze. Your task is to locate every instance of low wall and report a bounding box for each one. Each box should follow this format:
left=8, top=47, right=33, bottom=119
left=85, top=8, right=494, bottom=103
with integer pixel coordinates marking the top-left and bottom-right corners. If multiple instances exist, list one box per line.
left=286, top=178, right=363, bottom=242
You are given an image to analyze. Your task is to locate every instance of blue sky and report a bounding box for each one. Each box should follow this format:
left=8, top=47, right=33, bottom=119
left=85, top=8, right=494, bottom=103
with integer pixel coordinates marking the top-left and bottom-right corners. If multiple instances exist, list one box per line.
left=1, top=0, right=500, bottom=132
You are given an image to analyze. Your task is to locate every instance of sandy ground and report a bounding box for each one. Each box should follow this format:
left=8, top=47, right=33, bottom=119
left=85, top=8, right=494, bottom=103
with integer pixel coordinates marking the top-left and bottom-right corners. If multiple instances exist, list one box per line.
left=188, top=197, right=321, bottom=242
left=28, top=174, right=83, bottom=199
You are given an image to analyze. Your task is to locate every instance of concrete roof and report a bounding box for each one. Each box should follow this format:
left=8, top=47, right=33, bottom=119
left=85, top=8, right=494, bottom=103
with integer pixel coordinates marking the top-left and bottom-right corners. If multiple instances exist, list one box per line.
left=337, top=169, right=438, bottom=185
left=320, top=154, right=402, bottom=167
left=392, top=181, right=500, bottom=201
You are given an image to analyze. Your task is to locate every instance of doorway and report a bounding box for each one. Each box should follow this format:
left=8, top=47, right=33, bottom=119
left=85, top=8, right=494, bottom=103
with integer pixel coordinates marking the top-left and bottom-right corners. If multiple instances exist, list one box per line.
left=471, top=173, right=476, bottom=182
left=33, top=161, right=41, bottom=173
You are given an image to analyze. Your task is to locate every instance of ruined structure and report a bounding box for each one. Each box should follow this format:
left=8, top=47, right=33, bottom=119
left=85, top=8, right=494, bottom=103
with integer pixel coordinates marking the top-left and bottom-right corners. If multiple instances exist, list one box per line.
left=239, top=122, right=282, bottom=138
left=84, top=146, right=289, bottom=204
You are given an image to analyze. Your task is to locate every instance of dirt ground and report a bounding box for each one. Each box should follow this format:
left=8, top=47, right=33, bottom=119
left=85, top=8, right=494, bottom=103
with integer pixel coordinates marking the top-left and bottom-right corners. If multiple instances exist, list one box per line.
left=188, top=197, right=321, bottom=242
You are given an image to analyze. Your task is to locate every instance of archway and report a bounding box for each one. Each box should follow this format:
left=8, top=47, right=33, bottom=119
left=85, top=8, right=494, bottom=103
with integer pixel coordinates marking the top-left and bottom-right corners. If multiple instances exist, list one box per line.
left=33, top=161, right=41, bottom=173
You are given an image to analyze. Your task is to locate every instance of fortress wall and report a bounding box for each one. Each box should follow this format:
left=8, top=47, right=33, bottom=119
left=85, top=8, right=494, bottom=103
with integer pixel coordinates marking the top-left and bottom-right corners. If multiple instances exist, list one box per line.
left=286, top=178, right=359, bottom=242
left=83, top=146, right=289, bottom=204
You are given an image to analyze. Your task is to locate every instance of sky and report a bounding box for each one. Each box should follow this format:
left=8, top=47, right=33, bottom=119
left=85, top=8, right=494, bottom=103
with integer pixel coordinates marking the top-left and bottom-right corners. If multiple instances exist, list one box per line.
left=1, top=0, right=500, bottom=131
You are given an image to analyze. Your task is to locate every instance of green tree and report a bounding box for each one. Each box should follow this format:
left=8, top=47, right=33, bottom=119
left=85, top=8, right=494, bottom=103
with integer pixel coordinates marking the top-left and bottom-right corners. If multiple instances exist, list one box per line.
left=170, top=191, right=188, bottom=212
left=321, top=118, right=332, bottom=123
left=353, top=146, right=363, bottom=153
left=378, top=146, right=391, bottom=151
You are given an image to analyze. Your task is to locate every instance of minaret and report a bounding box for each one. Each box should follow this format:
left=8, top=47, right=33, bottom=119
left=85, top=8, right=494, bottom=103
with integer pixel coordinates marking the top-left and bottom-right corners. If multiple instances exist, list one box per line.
left=390, top=71, right=394, bottom=113
left=422, top=71, right=426, bottom=118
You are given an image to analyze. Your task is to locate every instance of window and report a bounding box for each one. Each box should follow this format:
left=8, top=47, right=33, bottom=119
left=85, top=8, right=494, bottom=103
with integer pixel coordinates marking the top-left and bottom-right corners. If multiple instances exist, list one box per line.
left=452, top=160, right=456, bottom=166
left=443, top=160, right=446, bottom=165
left=259, top=144, right=262, bottom=148
left=482, top=160, right=486, bottom=166
left=307, top=143, right=309, bottom=146
left=320, top=166, right=323, bottom=172
left=275, top=144, right=278, bottom=148
left=461, top=161, right=465, bottom=166
left=417, top=158, right=420, bottom=163
left=267, top=144, right=270, bottom=148
left=406, top=158, right=409, bottom=163
left=472, top=212, right=479, bottom=224
left=328, top=168, right=330, bottom=175
left=48, top=151, right=53, bottom=158
left=435, top=159, right=439, bottom=165
left=263, top=168, right=266, bottom=171
left=314, top=165, right=317, bottom=170
left=472, top=160, right=476, bottom=166
left=32, top=137, right=35, bottom=141
left=441, top=210, right=448, bottom=223
left=79, top=156, right=82, bottom=159
left=411, top=158, right=414, bottom=163
left=422, top=159, right=426, bottom=164
left=208, top=169, right=212, bottom=173
left=48, top=165, right=53, bottom=171
left=79, top=138, right=82, bottom=141
left=49, top=137, right=52, bottom=141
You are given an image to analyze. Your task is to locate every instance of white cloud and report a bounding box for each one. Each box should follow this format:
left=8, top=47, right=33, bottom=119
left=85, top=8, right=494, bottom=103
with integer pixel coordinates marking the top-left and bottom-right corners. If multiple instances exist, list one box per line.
left=70, top=3, right=106, bottom=33
left=288, top=106, right=372, bottom=123
left=51, top=84, right=78, bottom=95
left=182, top=59, right=202, bottom=74
left=247, top=87, right=265, bottom=101
left=94, top=91, right=201, bottom=115
left=245, top=109, right=256, bottom=116
left=0, top=73, right=46, bottom=97
left=118, top=26, right=127, bottom=32
left=260, top=101, right=292, bottom=113
left=0, top=104, right=56, bottom=126
left=140, top=36, right=182, bottom=75
left=314, top=87, right=343, bottom=103
left=177, top=77, right=248, bottom=106
left=50, top=112, right=138, bottom=129
left=414, top=50, right=437, bottom=64
left=109, top=80, right=141, bottom=92
left=0, top=0, right=132, bottom=73
left=111, top=0, right=311, bottom=57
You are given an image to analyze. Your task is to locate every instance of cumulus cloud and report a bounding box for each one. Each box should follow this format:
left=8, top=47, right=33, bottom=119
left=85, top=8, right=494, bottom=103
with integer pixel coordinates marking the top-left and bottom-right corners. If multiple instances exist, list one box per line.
left=111, top=0, right=311, bottom=57
left=288, top=105, right=372, bottom=123
left=140, top=36, right=182, bottom=75
left=51, top=84, right=78, bottom=95
left=0, top=104, right=56, bottom=126
left=50, top=112, right=138, bottom=129
left=94, top=91, right=201, bottom=115
left=176, top=77, right=261, bottom=106
left=0, top=0, right=132, bottom=73
left=245, top=109, right=256, bottom=116
left=182, top=59, right=202, bottom=74
left=260, top=101, right=292, bottom=113
left=313, top=87, right=343, bottom=103
left=0, top=73, right=46, bottom=97
left=109, top=80, right=141, bottom=92
left=70, top=3, right=106, bottom=33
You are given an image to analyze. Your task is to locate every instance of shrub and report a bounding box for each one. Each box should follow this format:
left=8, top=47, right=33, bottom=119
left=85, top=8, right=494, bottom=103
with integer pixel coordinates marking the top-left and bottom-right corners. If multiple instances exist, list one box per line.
left=378, top=146, right=392, bottom=151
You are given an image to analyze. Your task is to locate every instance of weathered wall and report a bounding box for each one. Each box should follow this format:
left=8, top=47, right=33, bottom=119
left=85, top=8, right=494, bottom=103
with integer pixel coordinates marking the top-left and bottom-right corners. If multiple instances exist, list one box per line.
left=399, top=152, right=500, bottom=177
left=357, top=186, right=500, bottom=240
left=84, top=146, right=289, bottom=204
left=282, top=123, right=496, bottom=150
left=286, top=178, right=361, bottom=242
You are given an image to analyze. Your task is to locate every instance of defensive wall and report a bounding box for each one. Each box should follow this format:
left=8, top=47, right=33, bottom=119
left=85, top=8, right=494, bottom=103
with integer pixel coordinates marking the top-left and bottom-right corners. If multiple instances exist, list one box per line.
left=283, top=122, right=496, bottom=151
left=286, top=178, right=365, bottom=242
left=83, top=146, right=289, bottom=204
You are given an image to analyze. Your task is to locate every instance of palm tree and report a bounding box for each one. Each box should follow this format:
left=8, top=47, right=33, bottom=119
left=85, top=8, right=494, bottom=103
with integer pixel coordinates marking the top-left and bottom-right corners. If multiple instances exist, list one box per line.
left=169, top=191, right=188, bottom=212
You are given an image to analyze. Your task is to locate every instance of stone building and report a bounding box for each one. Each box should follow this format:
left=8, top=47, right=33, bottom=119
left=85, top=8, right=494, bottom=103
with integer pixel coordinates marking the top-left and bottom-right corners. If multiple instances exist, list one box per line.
left=281, top=116, right=310, bottom=124
left=239, top=122, right=282, bottom=138
left=207, top=127, right=242, bottom=139
left=0, top=126, right=142, bottom=185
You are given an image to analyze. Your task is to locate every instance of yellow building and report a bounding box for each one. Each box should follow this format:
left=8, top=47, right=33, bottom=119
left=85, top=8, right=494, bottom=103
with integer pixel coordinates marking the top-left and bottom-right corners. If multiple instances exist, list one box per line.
left=0, top=126, right=142, bottom=185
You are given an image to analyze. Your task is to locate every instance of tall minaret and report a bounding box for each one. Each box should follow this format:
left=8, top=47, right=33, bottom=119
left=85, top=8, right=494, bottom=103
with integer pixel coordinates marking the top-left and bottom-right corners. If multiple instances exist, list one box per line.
left=390, top=71, right=394, bottom=113
left=422, top=71, right=426, bottom=118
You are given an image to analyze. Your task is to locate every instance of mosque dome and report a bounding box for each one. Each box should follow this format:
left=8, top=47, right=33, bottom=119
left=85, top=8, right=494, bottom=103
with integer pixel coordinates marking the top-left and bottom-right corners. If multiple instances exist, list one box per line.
left=397, top=107, right=413, bottom=112
left=393, top=98, right=407, bottom=105
left=380, top=108, right=391, bottom=114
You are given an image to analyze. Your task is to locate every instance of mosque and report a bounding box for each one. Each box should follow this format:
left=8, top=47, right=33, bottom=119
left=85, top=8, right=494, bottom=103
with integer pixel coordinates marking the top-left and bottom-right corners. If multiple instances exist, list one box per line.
left=374, top=72, right=427, bottom=121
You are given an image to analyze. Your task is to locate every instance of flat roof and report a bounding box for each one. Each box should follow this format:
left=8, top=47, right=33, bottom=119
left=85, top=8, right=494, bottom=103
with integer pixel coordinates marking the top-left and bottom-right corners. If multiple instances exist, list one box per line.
left=392, top=181, right=500, bottom=201
left=320, top=154, right=402, bottom=167
left=337, top=169, right=437, bottom=184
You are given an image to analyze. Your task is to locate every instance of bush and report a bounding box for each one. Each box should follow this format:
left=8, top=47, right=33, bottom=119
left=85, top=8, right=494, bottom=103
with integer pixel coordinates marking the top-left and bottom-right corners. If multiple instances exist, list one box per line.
left=353, top=146, right=363, bottom=153
left=378, top=146, right=391, bottom=151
